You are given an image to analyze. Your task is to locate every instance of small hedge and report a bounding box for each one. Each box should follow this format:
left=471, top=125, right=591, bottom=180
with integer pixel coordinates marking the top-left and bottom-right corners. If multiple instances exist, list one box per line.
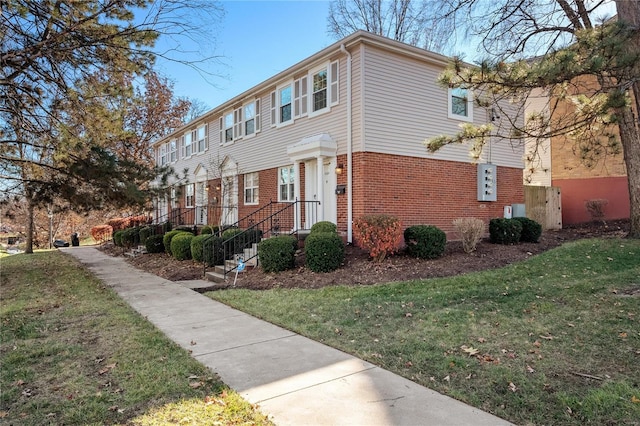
left=404, top=225, right=447, bottom=259
left=310, top=221, right=338, bottom=234
left=174, top=225, right=197, bottom=235
left=120, top=227, right=140, bottom=248
left=171, top=233, right=194, bottom=261
left=145, top=234, right=165, bottom=254
left=113, top=230, right=124, bottom=247
left=513, top=217, right=542, bottom=243
left=489, top=218, right=523, bottom=245
left=201, top=226, right=213, bottom=235
left=258, top=236, right=298, bottom=273
left=305, top=232, right=344, bottom=272
left=190, top=234, right=210, bottom=262
left=163, top=230, right=189, bottom=253
left=138, top=226, right=152, bottom=245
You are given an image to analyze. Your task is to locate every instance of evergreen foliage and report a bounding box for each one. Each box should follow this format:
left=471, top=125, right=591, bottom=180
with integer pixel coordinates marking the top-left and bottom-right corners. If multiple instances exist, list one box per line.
left=304, top=232, right=345, bottom=272
left=258, top=236, right=298, bottom=273
left=513, top=217, right=542, bottom=243
left=489, top=218, right=523, bottom=245
left=163, top=230, right=190, bottom=254
left=145, top=234, right=165, bottom=254
left=310, top=221, right=338, bottom=234
left=171, top=234, right=193, bottom=261
left=404, top=225, right=447, bottom=259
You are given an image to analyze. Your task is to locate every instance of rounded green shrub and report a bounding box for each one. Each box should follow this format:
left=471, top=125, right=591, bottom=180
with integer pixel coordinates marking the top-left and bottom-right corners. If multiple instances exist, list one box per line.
left=489, top=218, right=523, bottom=245
left=120, top=227, right=140, bottom=248
left=258, top=236, right=298, bottom=273
left=305, top=232, right=345, bottom=272
left=145, top=234, right=165, bottom=254
left=202, top=235, right=224, bottom=266
left=138, top=226, right=152, bottom=245
left=404, top=225, right=447, bottom=259
left=201, top=225, right=213, bottom=235
left=171, top=233, right=193, bottom=261
left=162, top=221, right=172, bottom=233
left=113, top=230, right=124, bottom=247
left=191, top=234, right=210, bottom=262
left=513, top=217, right=542, bottom=243
left=163, top=230, right=189, bottom=253
left=175, top=225, right=197, bottom=235
left=310, top=221, right=338, bottom=234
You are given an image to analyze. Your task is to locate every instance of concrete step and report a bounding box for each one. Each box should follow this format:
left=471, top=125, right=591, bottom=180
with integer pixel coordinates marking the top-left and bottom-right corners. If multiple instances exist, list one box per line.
left=205, top=270, right=226, bottom=283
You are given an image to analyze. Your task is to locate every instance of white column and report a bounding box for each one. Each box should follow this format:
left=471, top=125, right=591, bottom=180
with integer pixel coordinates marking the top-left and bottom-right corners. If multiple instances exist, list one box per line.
left=294, top=160, right=301, bottom=230
left=316, top=155, right=324, bottom=222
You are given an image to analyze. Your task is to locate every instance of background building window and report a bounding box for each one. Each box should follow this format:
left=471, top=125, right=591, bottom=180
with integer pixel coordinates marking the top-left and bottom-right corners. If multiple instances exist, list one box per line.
left=185, top=183, right=195, bottom=208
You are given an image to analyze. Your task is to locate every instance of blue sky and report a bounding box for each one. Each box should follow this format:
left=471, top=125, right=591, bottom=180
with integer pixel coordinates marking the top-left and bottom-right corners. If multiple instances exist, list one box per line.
left=154, top=1, right=335, bottom=109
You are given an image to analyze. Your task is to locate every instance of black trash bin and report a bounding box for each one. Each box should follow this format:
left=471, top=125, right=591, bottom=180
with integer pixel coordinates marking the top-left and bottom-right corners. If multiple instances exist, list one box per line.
left=71, top=233, right=80, bottom=247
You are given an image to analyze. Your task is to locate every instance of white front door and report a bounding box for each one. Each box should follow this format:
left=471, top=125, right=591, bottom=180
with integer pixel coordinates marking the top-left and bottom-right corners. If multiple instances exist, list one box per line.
left=195, top=182, right=208, bottom=225
left=221, top=175, right=238, bottom=226
left=304, top=158, right=337, bottom=228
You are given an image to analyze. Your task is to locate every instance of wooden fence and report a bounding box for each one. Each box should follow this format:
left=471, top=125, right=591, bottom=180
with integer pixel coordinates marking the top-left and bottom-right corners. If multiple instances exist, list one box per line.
left=524, top=186, right=562, bottom=230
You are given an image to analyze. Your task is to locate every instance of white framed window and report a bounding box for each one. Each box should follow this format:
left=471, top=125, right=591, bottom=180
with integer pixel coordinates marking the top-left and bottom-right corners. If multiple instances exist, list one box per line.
left=312, top=68, right=327, bottom=112
left=448, top=87, right=473, bottom=122
left=223, top=112, right=234, bottom=144
left=244, top=172, right=259, bottom=205
left=185, top=183, right=195, bottom=208
left=170, top=187, right=177, bottom=208
left=169, top=139, right=177, bottom=162
left=159, top=144, right=167, bottom=166
left=196, top=125, right=208, bottom=153
left=244, top=99, right=261, bottom=136
left=278, top=166, right=295, bottom=202
left=182, top=131, right=194, bottom=158
left=271, top=82, right=293, bottom=127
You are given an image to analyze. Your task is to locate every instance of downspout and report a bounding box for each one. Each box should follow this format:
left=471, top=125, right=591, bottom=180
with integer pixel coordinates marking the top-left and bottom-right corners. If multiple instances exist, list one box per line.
left=340, top=43, right=353, bottom=244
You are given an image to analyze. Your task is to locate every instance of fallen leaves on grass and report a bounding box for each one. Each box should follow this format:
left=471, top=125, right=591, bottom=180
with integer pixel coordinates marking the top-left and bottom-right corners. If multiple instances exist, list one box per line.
left=461, top=345, right=479, bottom=356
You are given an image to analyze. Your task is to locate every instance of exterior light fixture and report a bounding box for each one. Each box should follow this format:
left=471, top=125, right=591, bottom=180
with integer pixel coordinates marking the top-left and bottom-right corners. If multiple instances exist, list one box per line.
left=335, top=164, right=344, bottom=175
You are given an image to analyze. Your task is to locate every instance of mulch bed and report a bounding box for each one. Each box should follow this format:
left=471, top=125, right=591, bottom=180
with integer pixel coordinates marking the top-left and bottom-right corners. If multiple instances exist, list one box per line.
left=100, top=220, right=630, bottom=290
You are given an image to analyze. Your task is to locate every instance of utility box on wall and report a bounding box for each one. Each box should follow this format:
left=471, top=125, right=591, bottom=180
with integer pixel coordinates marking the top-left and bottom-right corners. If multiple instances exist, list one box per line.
left=477, top=163, right=497, bottom=202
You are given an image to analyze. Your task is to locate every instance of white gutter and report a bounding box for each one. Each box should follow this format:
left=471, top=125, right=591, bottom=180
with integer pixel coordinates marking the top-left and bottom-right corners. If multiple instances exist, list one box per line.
left=340, top=43, right=353, bottom=244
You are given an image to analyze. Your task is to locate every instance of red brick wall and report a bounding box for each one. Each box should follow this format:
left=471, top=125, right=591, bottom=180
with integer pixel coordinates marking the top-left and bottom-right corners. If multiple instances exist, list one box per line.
left=350, top=152, right=524, bottom=234
left=552, top=176, right=630, bottom=224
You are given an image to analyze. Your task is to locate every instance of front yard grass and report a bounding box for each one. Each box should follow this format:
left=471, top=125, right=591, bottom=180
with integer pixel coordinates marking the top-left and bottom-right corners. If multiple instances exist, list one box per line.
left=0, top=250, right=272, bottom=425
left=208, top=238, right=640, bottom=425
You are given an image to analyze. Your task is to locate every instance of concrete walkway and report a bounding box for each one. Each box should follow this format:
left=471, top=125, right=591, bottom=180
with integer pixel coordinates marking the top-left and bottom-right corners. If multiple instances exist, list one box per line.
left=64, top=247, right=512, bottom=426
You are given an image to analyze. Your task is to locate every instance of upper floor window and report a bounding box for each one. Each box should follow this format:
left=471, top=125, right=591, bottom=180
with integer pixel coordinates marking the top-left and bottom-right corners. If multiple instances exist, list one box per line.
left=279, top=85, right=292, bottom=123
left=244, top=172, right=259, bottom=205
left=168, top=139, right=177, bottom=162
left=312, top=69, right=327, bottom=112
left=183, top=131, right=193, bottom=157
left=278, top=166, right=295, bottom=202
left=196, top=125, right=208, bottom=153
left=244, top=100, right=261, bottom=136
left=448, top=87, right=473, bottom=122
left=159, top=144, right=167, bottom=166
left=223, top=112, right=234, bottom=143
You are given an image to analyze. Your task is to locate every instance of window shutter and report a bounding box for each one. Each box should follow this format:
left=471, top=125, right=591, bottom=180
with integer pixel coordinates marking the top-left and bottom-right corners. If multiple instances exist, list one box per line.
left=255, top=99, right=261, bottom=132
left=270, top=91, right=276, bottom=126
left=180, top=136, right=185, bottom=158
left=204, top=124, right=209, bottom=150
left=300, top=75, right=308, bottom=116
left=219, top=117, right=224, bottom=145
left=294, top=79, right=301, bottom=118
left=234, top=107, right=242, bottom=139
left=330, top=60, right=339, bottom=105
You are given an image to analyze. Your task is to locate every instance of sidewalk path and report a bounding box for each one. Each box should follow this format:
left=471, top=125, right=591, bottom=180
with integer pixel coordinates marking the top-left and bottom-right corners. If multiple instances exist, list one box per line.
left=64, top=247, right=512, bottom=426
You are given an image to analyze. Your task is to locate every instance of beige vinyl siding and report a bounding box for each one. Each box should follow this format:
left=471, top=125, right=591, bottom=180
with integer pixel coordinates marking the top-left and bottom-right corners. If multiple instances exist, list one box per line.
left=524, top=88, right=552, bottom=185
left=361, top=45, right=523, bottom=169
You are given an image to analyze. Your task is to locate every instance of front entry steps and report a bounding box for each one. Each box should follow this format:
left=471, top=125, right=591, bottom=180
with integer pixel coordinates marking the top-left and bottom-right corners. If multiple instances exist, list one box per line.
left=205, top=243, right=258, bottom=283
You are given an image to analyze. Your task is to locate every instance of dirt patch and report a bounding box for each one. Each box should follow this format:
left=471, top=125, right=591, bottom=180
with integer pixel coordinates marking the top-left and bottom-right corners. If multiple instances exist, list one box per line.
left=100, top=220, right=630, bottom=290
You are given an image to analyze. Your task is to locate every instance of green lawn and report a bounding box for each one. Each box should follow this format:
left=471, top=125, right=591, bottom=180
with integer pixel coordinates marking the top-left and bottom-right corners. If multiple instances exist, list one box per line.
left=208, top=238, right=640, bottom=425
left=0, top=250, right=272, bottom=425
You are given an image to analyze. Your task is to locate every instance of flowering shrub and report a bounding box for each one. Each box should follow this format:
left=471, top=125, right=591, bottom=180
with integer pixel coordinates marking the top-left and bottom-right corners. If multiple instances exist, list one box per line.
left=353, top=214, right=402, bottom=262
left=90, top=225, right=113, bottom=243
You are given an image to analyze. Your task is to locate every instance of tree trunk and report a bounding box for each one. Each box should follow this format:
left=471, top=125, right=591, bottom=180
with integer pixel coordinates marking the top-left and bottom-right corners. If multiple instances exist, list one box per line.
left=615, top=0, right=640, bottom=238
left=26, top=197, right=35, bottom=254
